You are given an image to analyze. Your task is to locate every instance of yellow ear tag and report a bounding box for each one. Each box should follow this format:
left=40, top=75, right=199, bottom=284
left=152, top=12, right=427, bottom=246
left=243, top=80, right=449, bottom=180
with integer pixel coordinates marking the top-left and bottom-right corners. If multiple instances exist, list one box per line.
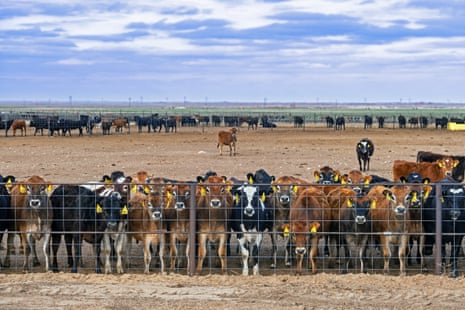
left=364, top=178, right=370, bottom=185
left=200, top=187, right=206, bottom=196
left=314, top=173, right=320, bottom=182
left=167, top=191, right=173, bottom=202
left=132, top=184, right=137, bottom=193
left=20, top=185, right=27, bottom=194
left=283, top=226, right=290, bottom=237
left=47, top=184, right=52, bottom=193
left=105, top=179, right=112, bottom=185
left=235, top=193, right=239, bottom=204
left=334, top=175, right=339, bottom=182
left=96, top=204, right=103, bottom=214
left=248, top=176, right=254, bottom=184
left=438, top=162, right=443, bottom=168
left=411, top=192, right=418, bottom=202
left=310, top=226, right=317, bottom=233
left=441, top=197, right=444, bottom=203
left=293, top=185, right=298, bottom=193
left=261, top=192, right=266, bottom=202
left=121, top=205, right=128, bottom=215
left=341, top=179, right=347, bottom=185
left=385, top=193, right=392, bottom=201
left=370, top=200, right=376, bottom=209
left=423, top=189, right=430, bottom=200
left=347, top=199, right=353, bottom=208
left=272, top=186, right=278, bottom=193
left=144, top=186, right=150, bottom=194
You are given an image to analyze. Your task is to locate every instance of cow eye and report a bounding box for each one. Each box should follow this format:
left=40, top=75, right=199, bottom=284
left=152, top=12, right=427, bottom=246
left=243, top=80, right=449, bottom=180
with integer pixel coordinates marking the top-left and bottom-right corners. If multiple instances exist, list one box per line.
left=184, top=191, right=190, bottom=197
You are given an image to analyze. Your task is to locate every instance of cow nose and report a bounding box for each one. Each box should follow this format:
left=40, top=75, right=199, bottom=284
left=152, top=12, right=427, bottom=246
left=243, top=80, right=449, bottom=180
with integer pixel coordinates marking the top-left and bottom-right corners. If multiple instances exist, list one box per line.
left=394, top=206, right=406, bottom=216
left=244, top=206, right=255, bottom=217
left=29, top=199, right=41, bottom=208
left=107, top=222, right=117, bottom=229
left=295, top=247, right=306, bottom=256
left=355, top=216, right=366, bottom=224
left=322, top=181, right=331, bottom=185
left=280, top=195, right=290, bottom=204
left=152, top=210, right=162, bottom=220
left=175, top=202, right=185, bottom=210
left=210, top=199, right=221, bottom=208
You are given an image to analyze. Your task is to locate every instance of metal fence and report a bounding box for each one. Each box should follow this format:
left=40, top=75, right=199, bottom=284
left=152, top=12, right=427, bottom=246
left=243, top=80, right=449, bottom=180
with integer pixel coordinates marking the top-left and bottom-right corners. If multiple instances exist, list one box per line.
left=1, top=181, right=464, bottom=277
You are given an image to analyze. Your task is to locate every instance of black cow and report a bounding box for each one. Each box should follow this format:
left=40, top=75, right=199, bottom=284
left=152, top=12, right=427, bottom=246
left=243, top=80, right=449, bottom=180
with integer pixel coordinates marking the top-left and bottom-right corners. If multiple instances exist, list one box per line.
left=101, top=120, right=112, bottom=135
left=50, top=185, right=124, bottom=273
left=335, top=117, right=345, bottom=130
left=435, top=117, right=448, bottom=129
left=163, top=117, right=177, bottom=133
left=377, top=116, right=385, bottom=128
left=423, top=177, right=465, bottom=278
left=134, top=115, right=153, bottom=133
left=30, top=115, right=59, bottom=136
left=230, top=181, right=273, bottom=275
left=0, top=175, right=14, bottom=268
left=420, top=116, right=428, bottom=129
left=293, top=116, right=304, bottom=128
left=356, top=138, right=375, bottom=172
left=409, top=117, right=419, bottom=128
left=0, top=119, right=14, bottom=137
left=247, top=117, right=259, bottom=130
left=211, top=115, right=221, bottom=126
left=398, top=115, right=406, bottom=128
left=326, top=116, right=334, bottom=128
left=364, top=115, right=373, bottom=129
left=416, top=151, right=465, bottom=182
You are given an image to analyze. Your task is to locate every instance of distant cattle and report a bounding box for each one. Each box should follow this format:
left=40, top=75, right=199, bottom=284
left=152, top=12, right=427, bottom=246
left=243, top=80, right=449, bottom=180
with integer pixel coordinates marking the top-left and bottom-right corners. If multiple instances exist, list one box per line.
left=261, top=115, right=277, bottom=128
left=364, top=115, right=373, bottom=129
left=101, top=120, right=113, bottom=135
left=5, top=175, right=53, bottom=271
left=195, top=175, right=233, bottom=275
left=398, top=115, right=406, bottom=128
left=423, top=177, right=465, bottom=277
left=10, top=119, right=27, bottom=136
left=217, top=127, right=238, bottom=156
left=293, top=116, right=304, bottom=128
left=325, top=116, right=334, bottom=128
left=134, top=115, right=153, bottom=133
left=30, top=115, right=59, bottom=136
left=0, top=118, right=14, bottom=136
left=392, top=158, right=458, bottom=182
left=435, top=117, right=448, bottom=129
left=356, top=138, right=375, bottom=172
left=247, top=117, right=259, bottom=130
left=416, top=151, right=465, bottom=182
left=162, top=117, right=177, bottom=133
left=377, top=116, right=385, bottom=128
left=335, top=117, right=345, bottom=130
left=211, top=115, right=221, bottom=126
left=112, top=118, right=129, bottom=133
left=408, top=117, right=419, bottom=128
left=419, top=116, right=428, bottom=129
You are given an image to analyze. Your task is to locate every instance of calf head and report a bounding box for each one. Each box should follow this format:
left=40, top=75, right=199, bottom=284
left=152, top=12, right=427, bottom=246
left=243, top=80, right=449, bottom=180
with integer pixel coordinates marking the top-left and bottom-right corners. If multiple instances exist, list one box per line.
left=234, top=184, right=265, bottom=218
left=196, top=175, right=232, bottom=209
left=314, top=166, right=340, bottom=184
left=344, top=195, right=373, bottom=225
left=436, top=157, right=459, bottom=178
left=18, top=176, right=52, bottom=210
left=271, top=176, right=299, bottom=207
left=97, top=191, right=126, bottom=231
left=441, top=186, right=465, bottom=221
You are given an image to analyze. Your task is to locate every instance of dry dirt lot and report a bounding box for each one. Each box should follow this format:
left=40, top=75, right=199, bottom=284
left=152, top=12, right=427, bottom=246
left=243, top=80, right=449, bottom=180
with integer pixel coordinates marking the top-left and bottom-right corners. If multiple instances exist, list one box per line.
left=1, top=123, right=465, bottom=309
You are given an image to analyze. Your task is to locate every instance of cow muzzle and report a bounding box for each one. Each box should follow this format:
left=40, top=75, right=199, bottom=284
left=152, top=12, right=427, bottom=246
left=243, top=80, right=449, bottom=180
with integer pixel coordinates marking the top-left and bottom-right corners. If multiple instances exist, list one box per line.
left=107, top=222, right=118, bottom=230
left=295, top=247, right=306, bottom=256
left=450, top=210, right=461, bottom=221
left=210, top=199, right=222, bottom=208
left=152, top=210, right=162, bottom=220
left=29, top=199, right=41, bottom=209
left=355, top=215, right=366, bottom=225
left=279, top=195, right=290, bottom=205
left=175, top=202, right=186, bottom=210
left=394, top=206, right=406, bottom=216
left=244, top=206, right=255, bottom=217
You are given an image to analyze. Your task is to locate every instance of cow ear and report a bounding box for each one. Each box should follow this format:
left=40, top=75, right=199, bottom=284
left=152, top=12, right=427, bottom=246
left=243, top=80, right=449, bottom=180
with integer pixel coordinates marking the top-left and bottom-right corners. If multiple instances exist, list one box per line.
left=423, top=186, right=432, bottom=200
left=346, top=199, right=353, bottom=208
left=370, top=200, right=377, bottom=209
left=410, top=191, right=418, bottom=203
left=313, top=171, right=320, bottom=182
left=334, top=172, right=339, bottom=183
left=247, top=173, right=254, bottom=184
left=400, top=176, right=407, bottom=183
left=197, top=176, right=204, bottom=183
left=271, top=176, right=276, bottom=183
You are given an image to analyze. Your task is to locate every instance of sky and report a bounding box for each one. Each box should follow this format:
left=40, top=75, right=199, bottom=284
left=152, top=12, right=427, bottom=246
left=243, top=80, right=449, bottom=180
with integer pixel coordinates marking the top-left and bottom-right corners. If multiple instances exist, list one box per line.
left=1, top=1, right=464, bottom=104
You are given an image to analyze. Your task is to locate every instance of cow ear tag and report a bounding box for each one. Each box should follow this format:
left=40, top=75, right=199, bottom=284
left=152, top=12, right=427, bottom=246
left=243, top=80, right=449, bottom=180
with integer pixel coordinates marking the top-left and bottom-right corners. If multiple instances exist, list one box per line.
left=200, top=187, right=206, bottom=196
left=272, top=185, right=278, bottom=193
left=334, top=174, right=339, bottom=182
left=370, top=200, right=376, bottom=209
left=47, top=184, right=52, bottom=193
left=20, top=185, right=27, bottom=194
left=121, top=205, right=128, bottom=215
left=248, top=176, right=254, bottom=184
left=131, top=185, right=138, bottom=193
left=167, top=191, right=173, bottom=201
left=283, top=226, right=290, bottom=237
left=411, top=191, right=418, bottom=202
left=310, top=225, right=317, bottom=233
left=235, top=193, right=239, bottom=204
left=96, top=204, right=103, bottom=214
left=143, top=186, right=150, bottom=194
left=347, top=199, right=353, bottom=208
left=261, top=192, right=266, bottom=202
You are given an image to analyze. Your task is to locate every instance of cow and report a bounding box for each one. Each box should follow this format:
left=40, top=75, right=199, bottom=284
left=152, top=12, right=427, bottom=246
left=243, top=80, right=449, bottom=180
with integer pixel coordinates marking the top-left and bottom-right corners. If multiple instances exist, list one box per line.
left=435, top=117, right=448, bottom=129
left=398, top=115, right=406, bottom=128
left=356, top=138, right=375, bottom=172
left=101, top=120, right=112, bottom=135
left=247, top=117, right=259, bottom=130
left=5, top=175, right=53, bottom=271
left=163, top=182, right=193, bottom=273
left=335, top=117, right=345, bottom=130
left=422, top=177, right=465, bottom=277
left=364, top=115, right=373, bottom=129
left=195, top=175, right=233, bottom=275
left=230, top=180, right=273, bottom=275
left=392, top=158, right=458, bottom=183
left=377, top=116, right=385, bottom=128
left=112, top=118, right=129, bottom=133
left=10, top=119, right=27, bottom=136
left=162, top=116, right=177, bottom=133
left=409, top=117, right=419, bottom=128
left=325, top=116, right=334, bottom=128
left=127, top=191, right=166, bottom=274
left=217, top=127, right=237, bottom=156
left=294, top=116, right=304, bottom=128
left=313, top=166, right=342, bottom=196
left=286, top=186, right=330, bottom=274
left=367, top=184, right=427, bottom=275
left=0, top=118, right=14, bottom=137
left=339, top=193, right=373, bottom=274
left=416, top=151, right=465, bottom=182
left=269, top=175, right=308, bottom=268
left=50, top=185, right=119, bottom=273
left=211, top=115, right=221, bottom=126
left=0, top=175, right=14, bottom=268
left=134, top=115, right=153, bottom=133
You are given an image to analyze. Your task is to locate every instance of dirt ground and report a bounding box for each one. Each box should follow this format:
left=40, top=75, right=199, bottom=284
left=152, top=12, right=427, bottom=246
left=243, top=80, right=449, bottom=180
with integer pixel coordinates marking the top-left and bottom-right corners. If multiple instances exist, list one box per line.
left=1, top=122, right=465, bottom=309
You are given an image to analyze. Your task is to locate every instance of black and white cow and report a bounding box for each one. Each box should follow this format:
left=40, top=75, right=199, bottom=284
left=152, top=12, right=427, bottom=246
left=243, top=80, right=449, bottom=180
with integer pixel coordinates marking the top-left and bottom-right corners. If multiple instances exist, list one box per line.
left=230, top=180, right=273, bottom=275
left=356, top=138, right=374, bottom=172
left=423, top=177, right=465, bottom=278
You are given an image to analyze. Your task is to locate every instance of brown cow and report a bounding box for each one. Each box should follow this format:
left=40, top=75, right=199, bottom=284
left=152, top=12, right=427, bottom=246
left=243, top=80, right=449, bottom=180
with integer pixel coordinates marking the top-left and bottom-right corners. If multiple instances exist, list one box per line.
left=163, top=182, right=193, bottom=273
left=195, top=175, right=233, bottom=275
left=286, top=186, right=331, bottom=275
left=392, top=158, right=458, bottom=182
left=367, top=183, right=429, bottom=275
left=10, top=119, right=27, bottom=136
left=313, top=166, right=342, bottom=195
left=217, top=127, right=238, bottom=156
left=112, top=118, right=129, bottom=133
left=269, top=175, right=308, bottom=268
left=5, top=175, right=53, bottom=271
left=127, top=191, right=166, bottom=274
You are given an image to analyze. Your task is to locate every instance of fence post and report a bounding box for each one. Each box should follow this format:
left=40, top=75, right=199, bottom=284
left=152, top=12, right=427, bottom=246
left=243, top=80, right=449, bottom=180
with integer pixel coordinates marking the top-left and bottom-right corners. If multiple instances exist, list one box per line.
left=188, top=182, right=197, bottom=276
left=434, top=182, right=442, bottom=275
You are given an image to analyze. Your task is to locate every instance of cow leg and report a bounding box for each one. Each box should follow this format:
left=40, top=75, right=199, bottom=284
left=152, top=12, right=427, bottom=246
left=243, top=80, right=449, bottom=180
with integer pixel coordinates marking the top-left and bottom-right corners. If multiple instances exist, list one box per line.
left=399, top=235, right=408, bottom=276
left=218, top=235, right=227, bottom=274
left=308, top=236, right=319, bottom=274
left=238, top=237, right=249, bottom=276
left=115, top=233, right=126, bottom=274
left=51, top=233, right=61, bottom=272
left=341, top=238, right=350, bottom=274
left=94, top=241, right=102, bottom=274
left=449, top=238, right=461, bottom=278
left=158, top=233, right=165, bottom=274
left=294, top=246, right=306, bottom=275
left=169, top=233, right=178, bottom=272
left=380, top=236, right=391, bottom=274
left=103, top=234, right=112, bottom=274
left=4, top=232, right=17, bottom=268
left=64, top=234, right=74, bottom=269
left=269, top=231, right=277, bottom=269
left=143, top=236, right=152, bottom=274
left=71, top=234, right=82, bottom=273
left=42, top=230, right=51, bottom=272
left=23, top=233, right=32, bottom=271
left=252, top=234, right=263, bottom=276
left=195, top=234, right=207, bottom=275
left=359, top=236, right=369, bottom=274
left=30, top=238, right=41, bottom=267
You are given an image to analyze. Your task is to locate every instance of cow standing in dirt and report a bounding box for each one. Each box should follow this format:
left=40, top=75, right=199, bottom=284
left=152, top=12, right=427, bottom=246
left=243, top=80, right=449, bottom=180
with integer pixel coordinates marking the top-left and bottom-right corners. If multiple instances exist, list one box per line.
left=217, top=127, right=238, bottom=156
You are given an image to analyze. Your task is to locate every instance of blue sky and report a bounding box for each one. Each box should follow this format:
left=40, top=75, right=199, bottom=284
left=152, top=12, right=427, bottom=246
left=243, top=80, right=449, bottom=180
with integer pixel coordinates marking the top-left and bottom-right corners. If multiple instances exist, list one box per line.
left=1, top=1, right=464, bottom=104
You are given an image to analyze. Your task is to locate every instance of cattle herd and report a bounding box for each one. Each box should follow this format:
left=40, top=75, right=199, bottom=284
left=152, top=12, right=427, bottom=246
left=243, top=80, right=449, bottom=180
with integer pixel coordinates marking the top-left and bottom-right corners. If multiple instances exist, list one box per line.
left=1, top=142, right=465, bottom=278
